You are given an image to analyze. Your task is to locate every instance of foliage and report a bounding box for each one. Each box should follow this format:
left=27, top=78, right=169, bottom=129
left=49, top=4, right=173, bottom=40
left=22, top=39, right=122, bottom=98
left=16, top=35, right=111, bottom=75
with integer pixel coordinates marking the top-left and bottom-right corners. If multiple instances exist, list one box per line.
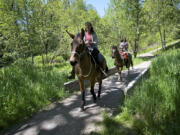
left=0, top=60, right=69, bottom=130
left=0, top=0, right=180, bottom=64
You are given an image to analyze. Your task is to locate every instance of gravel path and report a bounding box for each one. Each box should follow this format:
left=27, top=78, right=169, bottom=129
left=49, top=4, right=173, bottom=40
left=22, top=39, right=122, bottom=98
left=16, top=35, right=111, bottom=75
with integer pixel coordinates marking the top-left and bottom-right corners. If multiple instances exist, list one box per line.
left=2, top=61, right=151, bottom=135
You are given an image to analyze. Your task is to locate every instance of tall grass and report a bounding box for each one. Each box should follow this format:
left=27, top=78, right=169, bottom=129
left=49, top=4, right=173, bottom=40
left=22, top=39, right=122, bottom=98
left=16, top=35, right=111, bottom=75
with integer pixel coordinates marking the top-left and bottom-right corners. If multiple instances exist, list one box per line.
left=99, top=48, right=180, bottom=135
left=0, top=59, right=69, bottom=130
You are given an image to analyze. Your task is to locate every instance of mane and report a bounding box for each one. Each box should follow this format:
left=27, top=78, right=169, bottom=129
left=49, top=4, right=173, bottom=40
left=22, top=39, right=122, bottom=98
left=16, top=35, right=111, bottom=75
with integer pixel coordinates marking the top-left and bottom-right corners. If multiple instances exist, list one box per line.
left=112, top=46, right=118, bottom=50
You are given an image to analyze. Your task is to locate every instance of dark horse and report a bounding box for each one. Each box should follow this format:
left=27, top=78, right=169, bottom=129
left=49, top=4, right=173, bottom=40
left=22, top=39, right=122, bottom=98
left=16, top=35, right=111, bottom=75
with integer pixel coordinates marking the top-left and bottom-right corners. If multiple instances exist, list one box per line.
left=112, top=46, right=133, bottom=81
left=67, top=29, right=108, bottom=111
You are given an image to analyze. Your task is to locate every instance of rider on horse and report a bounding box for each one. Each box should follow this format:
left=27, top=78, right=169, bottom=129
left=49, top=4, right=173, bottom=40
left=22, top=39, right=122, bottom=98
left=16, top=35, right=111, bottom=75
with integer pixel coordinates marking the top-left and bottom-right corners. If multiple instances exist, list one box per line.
left=119, top=37, right=130, bottom=66
left=67, top=22, right=107, bottom=79
left=120, top=37, right=129, bottom=54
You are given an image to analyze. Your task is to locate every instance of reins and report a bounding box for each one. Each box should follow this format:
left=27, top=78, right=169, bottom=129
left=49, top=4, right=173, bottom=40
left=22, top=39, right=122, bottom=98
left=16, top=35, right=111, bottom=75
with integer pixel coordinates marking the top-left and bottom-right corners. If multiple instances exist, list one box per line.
left=71, top=48, right=92, bottom=78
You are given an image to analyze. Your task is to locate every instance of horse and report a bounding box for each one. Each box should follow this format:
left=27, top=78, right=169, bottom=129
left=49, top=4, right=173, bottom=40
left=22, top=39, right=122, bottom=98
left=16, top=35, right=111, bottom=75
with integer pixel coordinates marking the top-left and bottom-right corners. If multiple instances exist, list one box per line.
left=67, top=28, right=108, bottom=111
left=112, top=46, right=133, bottom=81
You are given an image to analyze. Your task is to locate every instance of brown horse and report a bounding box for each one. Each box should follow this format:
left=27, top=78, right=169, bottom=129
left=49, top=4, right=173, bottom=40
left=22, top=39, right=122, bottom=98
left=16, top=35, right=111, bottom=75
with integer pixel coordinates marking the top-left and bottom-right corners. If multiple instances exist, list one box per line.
left=67, top=29, right=108, bottom=111
left=112, top=46, right=133, bottom=81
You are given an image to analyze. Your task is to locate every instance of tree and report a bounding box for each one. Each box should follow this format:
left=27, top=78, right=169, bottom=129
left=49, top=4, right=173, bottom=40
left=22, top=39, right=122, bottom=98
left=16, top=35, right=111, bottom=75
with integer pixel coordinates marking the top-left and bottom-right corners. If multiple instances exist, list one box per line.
left=105, top=0, right=144, bottom=57
left=144, top=0, right=179, bottom=50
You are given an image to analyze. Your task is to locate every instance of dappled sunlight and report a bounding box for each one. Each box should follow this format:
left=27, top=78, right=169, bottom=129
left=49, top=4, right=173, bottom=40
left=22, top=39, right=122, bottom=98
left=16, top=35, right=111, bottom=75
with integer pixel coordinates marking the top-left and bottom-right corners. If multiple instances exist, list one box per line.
left=62, top=95, right=79, bottom=107
left=40, top=115, right=67, bottom=130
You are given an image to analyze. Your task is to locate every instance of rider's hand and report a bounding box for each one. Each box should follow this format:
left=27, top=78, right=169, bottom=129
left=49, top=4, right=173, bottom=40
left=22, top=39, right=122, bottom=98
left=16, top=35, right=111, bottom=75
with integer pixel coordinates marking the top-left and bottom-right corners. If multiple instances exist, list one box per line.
left=88, top=40, right=92, bottom=44
left=85, top=40, right=89, bottom=44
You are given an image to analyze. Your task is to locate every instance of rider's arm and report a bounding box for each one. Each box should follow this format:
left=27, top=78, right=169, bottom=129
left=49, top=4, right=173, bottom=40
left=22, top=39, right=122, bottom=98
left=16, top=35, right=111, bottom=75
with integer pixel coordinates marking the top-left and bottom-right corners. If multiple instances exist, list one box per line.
left=92, top=32, right=98, bottom=47
left=120, top=43, right=123, bottom=49
left=125, top=42, right=128, bottom=51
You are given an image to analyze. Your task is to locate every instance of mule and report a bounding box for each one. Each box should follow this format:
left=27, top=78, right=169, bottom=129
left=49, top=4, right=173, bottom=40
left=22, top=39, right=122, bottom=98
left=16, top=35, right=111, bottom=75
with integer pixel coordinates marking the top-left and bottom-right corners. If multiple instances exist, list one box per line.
left=67, top=29, right=108, bottom=111
left=112, top=46, right=133, bottom=81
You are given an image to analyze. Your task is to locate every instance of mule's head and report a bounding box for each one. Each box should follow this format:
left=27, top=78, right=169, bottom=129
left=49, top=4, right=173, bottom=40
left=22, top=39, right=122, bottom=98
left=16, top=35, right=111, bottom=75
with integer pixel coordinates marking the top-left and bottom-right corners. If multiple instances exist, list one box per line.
left=112, top=46, right=119, bottom=58
left=67, top=29, right=85, bottom=66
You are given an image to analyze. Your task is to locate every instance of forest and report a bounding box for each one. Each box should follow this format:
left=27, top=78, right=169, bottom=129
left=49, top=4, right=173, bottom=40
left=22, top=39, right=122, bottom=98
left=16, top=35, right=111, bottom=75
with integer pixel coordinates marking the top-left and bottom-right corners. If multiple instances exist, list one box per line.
left=0, top=0, right=180, bottom=66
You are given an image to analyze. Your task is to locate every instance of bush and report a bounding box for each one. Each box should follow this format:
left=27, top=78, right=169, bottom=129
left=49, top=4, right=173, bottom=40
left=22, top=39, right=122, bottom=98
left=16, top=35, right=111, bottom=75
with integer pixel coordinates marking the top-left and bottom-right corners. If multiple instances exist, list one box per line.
left=124, top=49, right=180, bottom=135
left=0, top=60, right=69, bottom=130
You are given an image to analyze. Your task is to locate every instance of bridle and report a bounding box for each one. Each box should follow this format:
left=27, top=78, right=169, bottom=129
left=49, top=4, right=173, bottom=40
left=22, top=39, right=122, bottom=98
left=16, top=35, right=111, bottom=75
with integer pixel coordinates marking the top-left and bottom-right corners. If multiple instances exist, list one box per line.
left=71, top=45, right=92, bottom=78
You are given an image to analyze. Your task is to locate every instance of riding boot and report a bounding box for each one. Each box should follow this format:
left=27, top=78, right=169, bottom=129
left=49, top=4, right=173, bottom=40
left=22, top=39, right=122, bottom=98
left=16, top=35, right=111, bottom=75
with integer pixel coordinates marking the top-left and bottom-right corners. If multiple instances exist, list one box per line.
left=90, top=47, right=99, bottom=69
left=105, top=66, right=108, bottom=73
left=94, top=54, right=101, bottom=71
left=96, top=53, right=109, bottom=77
left=125, top=59, right=128, bottom=68
left=68, top=66, right=75, bottom=79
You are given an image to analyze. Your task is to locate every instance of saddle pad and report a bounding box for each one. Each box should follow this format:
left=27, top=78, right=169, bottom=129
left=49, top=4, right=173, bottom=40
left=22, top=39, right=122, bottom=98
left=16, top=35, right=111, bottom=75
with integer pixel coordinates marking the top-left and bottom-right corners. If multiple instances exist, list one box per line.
left=120, top=52, right=128, bottom=59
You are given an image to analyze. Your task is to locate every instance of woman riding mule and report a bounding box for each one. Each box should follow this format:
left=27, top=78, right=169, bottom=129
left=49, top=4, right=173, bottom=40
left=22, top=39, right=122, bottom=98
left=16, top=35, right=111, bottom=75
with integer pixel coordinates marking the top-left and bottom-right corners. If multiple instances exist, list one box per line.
left=67, top=28, right=108, bottom=111
left=112, top=45, right=133, bottom=81
left=67, top=22, right=107, bottom=79
left=119, top=37, right=132, bottom=68
left=120, top=37, right=128, bottom=53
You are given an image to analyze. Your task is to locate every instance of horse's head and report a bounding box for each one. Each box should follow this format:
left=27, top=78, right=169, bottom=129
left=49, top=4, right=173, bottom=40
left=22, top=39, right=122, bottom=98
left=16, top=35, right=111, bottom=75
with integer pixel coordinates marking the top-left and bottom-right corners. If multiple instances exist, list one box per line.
left=112, top=46, right=119, bottom=58
left=67, top=29, right=85, bottom=66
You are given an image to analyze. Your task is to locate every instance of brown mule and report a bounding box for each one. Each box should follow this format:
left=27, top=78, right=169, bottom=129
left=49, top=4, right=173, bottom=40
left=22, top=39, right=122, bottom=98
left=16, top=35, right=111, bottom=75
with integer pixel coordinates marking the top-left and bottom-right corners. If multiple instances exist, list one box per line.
left=67, top=29, right=108, bottom=111
left=112, top=46, right=133, bottom=81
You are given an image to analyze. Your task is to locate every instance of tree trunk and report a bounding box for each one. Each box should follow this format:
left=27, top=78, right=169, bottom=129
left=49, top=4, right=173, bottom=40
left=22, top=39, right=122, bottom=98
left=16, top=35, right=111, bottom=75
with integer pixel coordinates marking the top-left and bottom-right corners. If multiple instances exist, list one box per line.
left=41, top=54, right=45, bottom=65
left=31, top=53, right=34, bottom=64
left=45, top=43, right=48, bottom=63
left=163, top=29, right=166, bottom=50
left=29, top=45, right=34, bottom=64
left=134, top=39, right=138, bottom=58
left=158, top=25, right=164, bottom=49
left=133, top=0, right=140, bottom=58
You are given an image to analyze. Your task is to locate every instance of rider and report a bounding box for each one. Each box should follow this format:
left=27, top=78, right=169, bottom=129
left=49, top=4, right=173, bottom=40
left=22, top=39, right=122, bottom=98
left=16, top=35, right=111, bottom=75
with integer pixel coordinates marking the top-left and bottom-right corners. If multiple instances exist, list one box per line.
left=120, top=37, right=128, bottom=53
left=84, top=22, right=100, bottom=64
left=68, top=22, right=107, bottom=79
left=84, top=22, right=98, bottom=48
left=119, top=37, right=129, bottom=64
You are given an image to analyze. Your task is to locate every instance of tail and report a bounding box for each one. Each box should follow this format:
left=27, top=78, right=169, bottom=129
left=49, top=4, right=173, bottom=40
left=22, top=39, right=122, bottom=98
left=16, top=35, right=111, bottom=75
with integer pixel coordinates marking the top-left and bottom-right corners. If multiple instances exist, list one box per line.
left=105, top=65, right=109, bottom=73
left=131, top=59, right=133, bottom=68
left=128, top=53, right=133, bottom=69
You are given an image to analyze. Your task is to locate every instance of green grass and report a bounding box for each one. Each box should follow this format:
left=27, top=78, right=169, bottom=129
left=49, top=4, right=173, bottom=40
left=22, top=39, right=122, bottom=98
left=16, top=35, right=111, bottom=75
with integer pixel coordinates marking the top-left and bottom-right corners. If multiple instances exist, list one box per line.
left=133, top=57, right=147, bottom=65
left=98, top=48, right=180, bottom=135
left=0, top=59, right=70, bottom=130
left=104, top=55, right=115, bottom=68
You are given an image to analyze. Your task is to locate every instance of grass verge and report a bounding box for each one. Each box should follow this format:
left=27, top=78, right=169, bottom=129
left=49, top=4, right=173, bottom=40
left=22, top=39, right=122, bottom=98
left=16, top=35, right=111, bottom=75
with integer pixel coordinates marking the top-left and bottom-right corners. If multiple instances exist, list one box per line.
left=96, top=48, right=180, bottom=135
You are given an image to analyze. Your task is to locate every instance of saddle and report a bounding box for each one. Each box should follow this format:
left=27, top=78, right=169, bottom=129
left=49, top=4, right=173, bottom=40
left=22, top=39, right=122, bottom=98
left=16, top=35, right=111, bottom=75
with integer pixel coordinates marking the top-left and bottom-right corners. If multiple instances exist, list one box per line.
left=120, top=52, right=128, bottom=60
left=87, top=46, right=107, bottom=75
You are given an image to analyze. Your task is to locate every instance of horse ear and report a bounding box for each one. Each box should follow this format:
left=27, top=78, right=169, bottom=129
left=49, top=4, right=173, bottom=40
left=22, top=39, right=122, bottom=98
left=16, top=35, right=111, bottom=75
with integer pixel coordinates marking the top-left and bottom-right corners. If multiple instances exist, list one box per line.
left=66, top=30, right=75, bottom=39
left=80, top=28, right=85, bottom=40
